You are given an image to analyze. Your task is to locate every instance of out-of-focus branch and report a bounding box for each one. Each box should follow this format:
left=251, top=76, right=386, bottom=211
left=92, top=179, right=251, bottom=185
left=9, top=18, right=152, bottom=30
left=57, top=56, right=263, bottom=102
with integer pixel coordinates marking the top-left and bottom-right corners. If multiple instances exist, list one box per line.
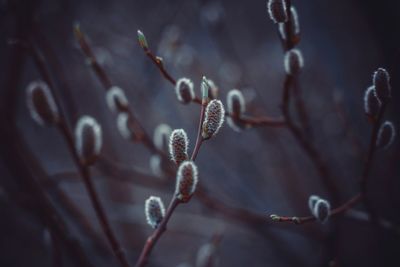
left=31, top=39, right=132, bottom=267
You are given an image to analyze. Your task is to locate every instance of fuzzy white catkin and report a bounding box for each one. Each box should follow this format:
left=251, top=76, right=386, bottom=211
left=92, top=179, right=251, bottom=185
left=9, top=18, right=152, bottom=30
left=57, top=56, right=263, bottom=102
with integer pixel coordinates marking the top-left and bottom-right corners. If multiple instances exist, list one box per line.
left=267, top=0, right=288, bottom=23
left=75, top=116, right=102, bottom=165
left=175, top=161, right=198, bottom=202
left=175, top=78, right=195, bottom=104
left=106, top=86, right=129, bottom=113
left=145, top=196, right=165, bottom=229
left=202, top=100, right=225, bottom=139
left=284, top=49, right=304, bottom=75
left=313, top=198, right=331, bottom=224
left=278, top=6, right=300, bottom=40
left=117, top=112, right=134, bottom=140
left=376, top=121, right=396, bottom=149
left=169, top=129, right=189, bottom=165
left=308, top=195, right=320, bottom=214
left=373, top=68, right=391, bottom=102
left=227, top=89, right=245, bottom=115
left=26, top=80, right=60, bottom=126
left=154, top=124, right=172, bottom=151
left=363, top=86, right=381, bottom=117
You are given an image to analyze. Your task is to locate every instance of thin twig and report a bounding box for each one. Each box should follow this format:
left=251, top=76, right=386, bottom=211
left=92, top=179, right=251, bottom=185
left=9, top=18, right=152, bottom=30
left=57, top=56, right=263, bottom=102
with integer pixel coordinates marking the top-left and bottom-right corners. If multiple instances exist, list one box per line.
left=58, top=121, right=132, bottom=267
left=135, top=197, right=181, bottom=267
left=191, top=98, right=207, bottom=161
left=281, top=74, right=341, bottom=202
left=138, top=31, right=285, bottom=129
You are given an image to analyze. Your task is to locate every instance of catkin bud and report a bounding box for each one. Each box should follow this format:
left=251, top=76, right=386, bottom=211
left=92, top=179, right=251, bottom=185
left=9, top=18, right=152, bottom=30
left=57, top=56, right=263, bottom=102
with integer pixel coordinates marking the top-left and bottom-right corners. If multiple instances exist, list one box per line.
left=308, top=195, right=320, bottom=214
left=175, top=161, right=198, bottom=202
left=26, top=80, right=60, bottom=126
left=267, top=0, right=288, bottom=23
left=75, top=116, right=102, bottom=165
left=175, top=78, right=195, bottom=104
left=278, top=6, right=300, bottom=41
left=313, top=198, right=331, bottom=224
left=376, top=121, right=395, bottom=149
left=202, top=100, right=225, bottom=139
left=169, top=129, right=189, bottom=165
left=144, top=196, right=165, bottom=229
left=137, top=30, right=148, bottom=50
left=373, top=68, right=391, bottom=102
left=227, top=89, right=245, bottom=116
left=106, top=86, right=129, bottom=113
left=284, top=48, right=304, bottom=75
left=116, top=112, right=135, bottom=140
left=154, top=123, right=172, bottom=152
left=363, top=86, right=381, bottom=118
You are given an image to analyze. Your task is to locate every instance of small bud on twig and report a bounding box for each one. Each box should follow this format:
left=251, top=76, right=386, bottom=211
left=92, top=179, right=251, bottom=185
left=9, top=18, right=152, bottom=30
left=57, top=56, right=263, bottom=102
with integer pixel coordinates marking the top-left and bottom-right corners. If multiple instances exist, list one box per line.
left=201, top=76, right=210, bottom=104
left=106, top=86, right=129, bottom=113
left=373, top=68, right=391, bottom=103
left=202, top=100, right=225, bottom=139
left=154, top=124, right=172, bottom=152
left=175, top=161, right=198, bottom=203
left=376, top=121, right=395, bottom=149
left=26, top=80, right=60, bottom=126
left=267, top=0, right=288, bottom=23
left=169, top=129, right=189, bottom=165
left=175, top=78, right=195, bottom=104
left=137, top=30, right=148, bottom=50
left=145, top=196, right=165, bottom=229
left=363, top=86, right=381, bottom=118
left=116, top=112, right=135, bottom=140
left=284, top=48, right=304, bottom=75
left=313, top=198, right=331, bottom=224
left=75, top=116, right=103, bottom=166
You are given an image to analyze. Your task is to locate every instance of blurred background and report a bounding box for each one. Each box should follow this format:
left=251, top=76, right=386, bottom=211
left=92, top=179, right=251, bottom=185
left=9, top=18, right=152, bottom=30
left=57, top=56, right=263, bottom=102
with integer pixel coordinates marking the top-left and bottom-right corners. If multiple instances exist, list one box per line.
left=0, top=0, right=399, bottom=266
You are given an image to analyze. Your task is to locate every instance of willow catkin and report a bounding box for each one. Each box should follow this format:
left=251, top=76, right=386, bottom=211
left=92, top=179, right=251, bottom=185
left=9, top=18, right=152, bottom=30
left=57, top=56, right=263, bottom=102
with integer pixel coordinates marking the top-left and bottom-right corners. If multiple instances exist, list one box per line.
left=75, top=115, right=103, bottom=165
left=363, top=86, right=381, bottom=118
left=169, top=129, right=189, bottom=165
left=26, top=80, right=60, bottom=126
left=175, top=161, right=198, bottom=203
left=106, top=86, right=129, bottom=113
left=175, top=78, right=195, bottom=104
left=145, top=196, right=165, bottom=229
left=267, top=0, right=288, bottom=23
left=202, top=100, right=225, bottom=139
left=376, top=121, right=396, bottom=149
left=284, top=48, right=304, bottom=75
left=373, top=68, right=391, bottom=102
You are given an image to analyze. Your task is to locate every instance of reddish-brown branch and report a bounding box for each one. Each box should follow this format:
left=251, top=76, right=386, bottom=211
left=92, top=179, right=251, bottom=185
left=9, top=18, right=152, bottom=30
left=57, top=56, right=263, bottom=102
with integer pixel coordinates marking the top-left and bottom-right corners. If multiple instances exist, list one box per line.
left=191, top=99, right=208, bottom=161
left=271, top=193, right=362, bottom=225
left=281, top=74, right=341, bottom=203
left=74, top=25, right=164, bottom=157
left=138, top=33, right=285, bottom=129
left=135, top=197, right=181, bottom=267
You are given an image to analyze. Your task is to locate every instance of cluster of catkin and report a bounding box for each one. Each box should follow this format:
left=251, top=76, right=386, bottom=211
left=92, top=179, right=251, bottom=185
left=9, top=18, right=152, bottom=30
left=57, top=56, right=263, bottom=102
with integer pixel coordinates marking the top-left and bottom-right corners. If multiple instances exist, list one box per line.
left=267, top=0, right=395, bottom=224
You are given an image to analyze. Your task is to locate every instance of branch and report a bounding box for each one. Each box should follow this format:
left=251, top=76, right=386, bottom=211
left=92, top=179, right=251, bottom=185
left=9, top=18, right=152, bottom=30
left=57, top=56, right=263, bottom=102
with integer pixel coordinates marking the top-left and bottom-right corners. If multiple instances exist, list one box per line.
left=135, top=197, right=181, bottom=267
